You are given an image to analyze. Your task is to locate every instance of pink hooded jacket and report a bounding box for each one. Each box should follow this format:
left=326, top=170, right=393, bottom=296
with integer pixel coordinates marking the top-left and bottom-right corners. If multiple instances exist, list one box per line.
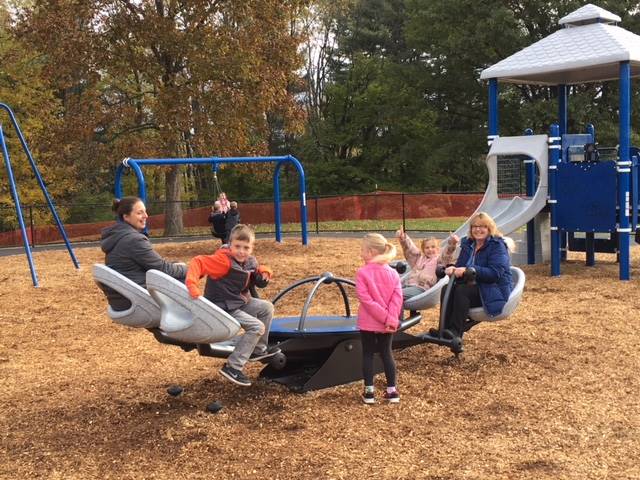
left=356, top=262, right=403, bottom=333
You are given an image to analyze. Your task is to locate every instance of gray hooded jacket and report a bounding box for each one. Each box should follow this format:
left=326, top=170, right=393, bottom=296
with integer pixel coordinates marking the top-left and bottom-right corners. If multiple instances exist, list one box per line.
left=100, top=221, right=187, bottom=310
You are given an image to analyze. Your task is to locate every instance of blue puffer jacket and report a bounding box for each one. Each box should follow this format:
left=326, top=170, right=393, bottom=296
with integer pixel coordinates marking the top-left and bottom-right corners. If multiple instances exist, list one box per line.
left=456, top=235, right=513, bottom=317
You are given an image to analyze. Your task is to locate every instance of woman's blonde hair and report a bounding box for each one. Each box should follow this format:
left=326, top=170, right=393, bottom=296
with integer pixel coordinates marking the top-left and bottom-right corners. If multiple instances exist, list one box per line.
left=468, top=212, right=515, bottom=252
left=363, top=233, right=397, bottom=264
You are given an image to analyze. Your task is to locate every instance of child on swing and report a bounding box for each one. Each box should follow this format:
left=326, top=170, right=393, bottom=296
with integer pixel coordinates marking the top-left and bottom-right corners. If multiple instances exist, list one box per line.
left=395, top=227, right=459, bottom=300
left=356, top=233, right=403, bottom=404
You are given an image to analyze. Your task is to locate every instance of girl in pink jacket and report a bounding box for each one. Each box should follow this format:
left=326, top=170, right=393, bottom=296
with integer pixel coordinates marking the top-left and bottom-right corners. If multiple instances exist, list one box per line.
left=356, top=233, right=403, bottom=404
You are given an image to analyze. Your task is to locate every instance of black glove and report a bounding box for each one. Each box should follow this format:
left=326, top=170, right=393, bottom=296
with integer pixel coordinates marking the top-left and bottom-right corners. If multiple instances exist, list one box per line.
left=251, top=271, right=269, bottom=288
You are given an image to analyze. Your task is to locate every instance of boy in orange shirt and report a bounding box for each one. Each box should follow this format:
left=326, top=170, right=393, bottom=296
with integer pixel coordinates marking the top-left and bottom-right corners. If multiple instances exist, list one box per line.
left=186, top=224, right=278, bottom=386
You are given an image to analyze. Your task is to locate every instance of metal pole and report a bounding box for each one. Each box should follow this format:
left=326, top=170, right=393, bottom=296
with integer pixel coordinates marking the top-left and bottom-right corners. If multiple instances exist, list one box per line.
left=618, top=61, right=631, bottom=280
left=524, top=128, right=536, bottom=264
left=315, top=196, right=319, bottom=234
left=0, top=125, right=39, bottom=286
left=401, top=193, right=406, bottom=232
left=549, top=123, right=561, bottom=276
left=0, top=103, right=79, bottom=270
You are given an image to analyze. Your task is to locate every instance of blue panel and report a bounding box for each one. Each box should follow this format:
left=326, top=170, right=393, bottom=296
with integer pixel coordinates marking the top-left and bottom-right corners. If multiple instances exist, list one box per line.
left=556, top=161, right=617, bottom=231
left=562, top=133, right=593, bottom=162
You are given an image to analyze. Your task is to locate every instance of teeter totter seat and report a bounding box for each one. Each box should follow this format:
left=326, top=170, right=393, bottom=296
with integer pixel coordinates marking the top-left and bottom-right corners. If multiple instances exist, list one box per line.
left=468, top=266, right=525, bottom=322
left=93, top=264, right=242, bottom=353
left=419, top=266, right=526, bottom=354
left=92, top=264, right=161, bottom=329
left=146, top=269, right=240, bottom=344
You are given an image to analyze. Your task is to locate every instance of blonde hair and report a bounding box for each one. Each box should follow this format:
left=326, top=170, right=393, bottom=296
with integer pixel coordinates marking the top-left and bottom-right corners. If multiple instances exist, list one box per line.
left=363, top=233, right=397, bottom=264
left=468, top=212, right=515, bottom=252
left=229, top=224, right=255, bottom=244
left=420, top=236, right=439, bottom=252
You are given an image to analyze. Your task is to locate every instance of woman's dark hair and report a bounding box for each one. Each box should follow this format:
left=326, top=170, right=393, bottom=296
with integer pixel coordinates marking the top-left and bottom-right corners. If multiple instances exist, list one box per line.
left=112, top=196, right=142, bottom=220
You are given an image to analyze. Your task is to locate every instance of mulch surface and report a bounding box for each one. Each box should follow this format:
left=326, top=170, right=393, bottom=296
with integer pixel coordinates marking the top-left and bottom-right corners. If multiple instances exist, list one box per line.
left=1, top=238, right=639, bottom=479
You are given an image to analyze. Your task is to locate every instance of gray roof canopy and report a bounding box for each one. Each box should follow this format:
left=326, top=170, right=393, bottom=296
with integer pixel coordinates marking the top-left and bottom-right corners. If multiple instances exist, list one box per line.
left=480, top=4, right=640, bottom=85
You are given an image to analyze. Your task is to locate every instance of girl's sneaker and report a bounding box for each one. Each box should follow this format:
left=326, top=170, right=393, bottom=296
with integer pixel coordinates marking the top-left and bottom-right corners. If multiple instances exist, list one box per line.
left=383, top=390, right=400, bottom=403
left=361, top=391, right=375, bottom=405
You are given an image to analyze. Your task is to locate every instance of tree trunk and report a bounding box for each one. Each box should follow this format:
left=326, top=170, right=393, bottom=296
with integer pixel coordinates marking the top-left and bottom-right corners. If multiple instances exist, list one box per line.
left=163, top=165, right=183, bottom=235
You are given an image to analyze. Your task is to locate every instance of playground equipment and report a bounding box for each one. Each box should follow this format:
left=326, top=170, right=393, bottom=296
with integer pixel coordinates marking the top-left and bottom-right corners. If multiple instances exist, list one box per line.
left=477, top=4, right=640, bottom=280
left=115, top=155, right=308, bottom=245
left=0, top=103, right=79, bottom=287
left=97, top=262, right=521, bottom=391
left=421, top=267, right=526, bottom=354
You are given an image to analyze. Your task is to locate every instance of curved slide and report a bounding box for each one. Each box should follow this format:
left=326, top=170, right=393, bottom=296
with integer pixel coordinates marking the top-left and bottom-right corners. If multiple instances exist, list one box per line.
left=452, top=134, right=549, bottom=238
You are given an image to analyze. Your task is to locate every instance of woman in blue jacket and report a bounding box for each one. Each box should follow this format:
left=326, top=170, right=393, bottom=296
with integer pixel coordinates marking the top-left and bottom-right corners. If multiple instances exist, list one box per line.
left=441, top=212, right=513, bottom=340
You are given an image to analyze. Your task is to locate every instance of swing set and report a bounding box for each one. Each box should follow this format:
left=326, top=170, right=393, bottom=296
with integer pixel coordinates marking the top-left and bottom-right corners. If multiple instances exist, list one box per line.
left=114, top=155, right=309, bottom=245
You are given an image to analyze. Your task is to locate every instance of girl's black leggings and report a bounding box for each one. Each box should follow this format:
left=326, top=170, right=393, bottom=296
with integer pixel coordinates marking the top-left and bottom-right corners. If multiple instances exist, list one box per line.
left=360, top=331, right=396, bottom=387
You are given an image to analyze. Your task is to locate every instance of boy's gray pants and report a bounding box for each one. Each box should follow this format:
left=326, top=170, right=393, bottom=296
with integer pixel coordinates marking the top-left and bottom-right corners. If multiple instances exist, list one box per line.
left=227, top=297, right=274, bottom=371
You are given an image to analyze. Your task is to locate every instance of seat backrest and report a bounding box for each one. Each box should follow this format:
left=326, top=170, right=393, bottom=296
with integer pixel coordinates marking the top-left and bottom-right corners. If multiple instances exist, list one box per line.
left=468, top=266, right=526, bottom=322
left=146, top=269, right=241, bottom=344
left=92, top=264, right=160, bottom=328
left=403, top=275, right=449, bottom=311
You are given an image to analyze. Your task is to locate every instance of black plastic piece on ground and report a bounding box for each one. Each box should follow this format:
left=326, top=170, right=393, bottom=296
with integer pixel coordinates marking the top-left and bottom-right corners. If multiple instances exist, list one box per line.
left=206, top=401, right=223, bottom=413
left=167, top=385, right=183, bottom=397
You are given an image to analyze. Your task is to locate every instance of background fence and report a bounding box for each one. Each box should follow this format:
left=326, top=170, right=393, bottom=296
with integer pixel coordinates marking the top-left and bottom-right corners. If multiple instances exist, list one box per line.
left=0, top=191, right=485, bottom=248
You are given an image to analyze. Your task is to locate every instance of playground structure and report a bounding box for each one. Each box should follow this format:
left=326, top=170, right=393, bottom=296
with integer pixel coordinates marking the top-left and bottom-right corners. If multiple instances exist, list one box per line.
left=476, top=3, right=640, bottom=280
left=115, top=155, right=309, bottom=245
left=94, top=263, right=525, bottom=391
left=0, top=103, right=79, bottom=286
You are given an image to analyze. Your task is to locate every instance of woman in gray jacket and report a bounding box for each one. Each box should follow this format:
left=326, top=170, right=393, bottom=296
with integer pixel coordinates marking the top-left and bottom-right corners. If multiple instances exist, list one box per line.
left=100, top=196, right=187, bottom=310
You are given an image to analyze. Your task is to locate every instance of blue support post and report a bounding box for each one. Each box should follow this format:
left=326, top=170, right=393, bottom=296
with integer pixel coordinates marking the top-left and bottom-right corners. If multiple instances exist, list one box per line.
left=524, top=128, right=536, bottom=264
left=618, top=62, right=631, bottom=280
left=0, top=103, right=79, bottom=274
left=558, top=85, right=568, bottom=261
left=0, top=125, right=39, bottom=286
left=585, top=124, right=596, bottom=266
left=273, top=161, right=283, bottom=242
left=488, top=79, right=499, bottom=143
left=549, top=124, right=561, bottom=276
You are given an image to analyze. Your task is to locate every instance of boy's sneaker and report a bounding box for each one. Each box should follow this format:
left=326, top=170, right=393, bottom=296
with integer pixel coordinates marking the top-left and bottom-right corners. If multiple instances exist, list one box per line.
left=219, top=364, right=251, bottom=387
left=248, top=346, right=282, bottom=362
left=383, top=390, right=400, bottom=403
left=361, top=391, right=375, bottom=405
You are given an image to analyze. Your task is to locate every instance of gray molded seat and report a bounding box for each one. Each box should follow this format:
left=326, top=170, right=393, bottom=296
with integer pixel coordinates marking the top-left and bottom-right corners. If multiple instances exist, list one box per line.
left=146, top=269, right=241, bottom=344
left=92, top=264, right=161, bottom=328
left=402, top=275, right=449, bottom=311
left=468, top=267, right=526, bottom=322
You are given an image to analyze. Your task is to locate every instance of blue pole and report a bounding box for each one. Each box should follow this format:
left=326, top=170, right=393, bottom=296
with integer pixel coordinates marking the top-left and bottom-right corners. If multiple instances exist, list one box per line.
left=549, top=124, right=561, bottom=276
left=288, top=155, right=308, bottom=246
left=0, top=103, right=79, bottom=269
left=558, top=85, right=568, bottom=261
left=488, top=79, right=499, bottom=144
left=273, top=162, right=283, bottom=243
left=0, top=125, right=39, bottom=286
left=618, top=61, right=631, bottom=280
left=558, top=85, right=568, bottom=138
left=524, top=128, right=536, bottom=264
left=585, top=124, right=596, bottom=267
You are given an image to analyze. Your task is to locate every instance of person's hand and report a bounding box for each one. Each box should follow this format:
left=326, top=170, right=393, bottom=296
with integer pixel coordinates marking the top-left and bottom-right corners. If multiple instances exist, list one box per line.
left=187, top=284, right=201, bottom=299
left=395, top=226, right=405, bottom=241
left=449, top=234, right=460, bottom=246
left=445, top=266, right=466, bottom=277
left=385, top=323, right=397, bottom=332
left=453, top=267, right=466, bottom=278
